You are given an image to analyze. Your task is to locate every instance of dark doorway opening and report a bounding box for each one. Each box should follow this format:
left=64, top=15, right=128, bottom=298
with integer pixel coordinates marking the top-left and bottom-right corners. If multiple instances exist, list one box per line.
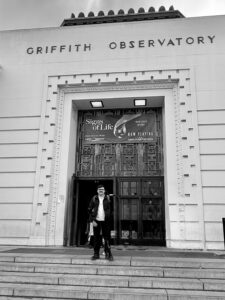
left=73, top=178, right=114, bottom=246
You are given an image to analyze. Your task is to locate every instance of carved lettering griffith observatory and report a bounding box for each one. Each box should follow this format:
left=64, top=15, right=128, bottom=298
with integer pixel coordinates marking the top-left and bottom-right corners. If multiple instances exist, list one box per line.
left=26, top=35, right=216, bottom=55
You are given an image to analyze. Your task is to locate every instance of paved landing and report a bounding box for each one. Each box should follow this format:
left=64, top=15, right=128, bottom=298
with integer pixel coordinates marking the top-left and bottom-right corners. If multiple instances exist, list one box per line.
left=1, top=246, right=225, bottom=259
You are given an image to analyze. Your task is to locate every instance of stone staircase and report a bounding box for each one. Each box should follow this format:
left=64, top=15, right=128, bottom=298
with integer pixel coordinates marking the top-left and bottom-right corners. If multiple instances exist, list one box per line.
left=0, top=250, right=225, bottom=299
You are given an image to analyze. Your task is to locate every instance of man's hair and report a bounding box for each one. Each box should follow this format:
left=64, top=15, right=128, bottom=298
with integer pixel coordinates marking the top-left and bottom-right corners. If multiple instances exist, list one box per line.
left=97, top=184, right=105, bottom=190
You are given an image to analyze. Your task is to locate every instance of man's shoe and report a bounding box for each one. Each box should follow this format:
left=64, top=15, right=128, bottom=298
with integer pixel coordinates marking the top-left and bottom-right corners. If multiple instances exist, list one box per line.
left=91, top=255, right=99, bottom=260
left=108, top=254, right=114, bottom=261
left=105, top=253, right=113, bottom=261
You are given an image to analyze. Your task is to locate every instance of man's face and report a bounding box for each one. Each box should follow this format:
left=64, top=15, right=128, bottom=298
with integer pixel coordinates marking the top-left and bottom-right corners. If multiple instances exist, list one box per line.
left=97, top=187, right=105, bottom=196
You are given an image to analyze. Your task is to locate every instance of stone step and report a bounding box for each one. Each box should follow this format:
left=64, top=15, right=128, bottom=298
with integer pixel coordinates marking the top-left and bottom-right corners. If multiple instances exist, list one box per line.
left=0, top=262, right=163, bottom=277
left=1, top=270, right=225, bottom=291
left=1, top=261, right=225, bottom=280
left=130, top=257, right=225, bottom=269
left=1, top=253, right=225, bottom=269
left=1, top=283, right=225, bottom=300
left=164, top=267, right=225, bottom=279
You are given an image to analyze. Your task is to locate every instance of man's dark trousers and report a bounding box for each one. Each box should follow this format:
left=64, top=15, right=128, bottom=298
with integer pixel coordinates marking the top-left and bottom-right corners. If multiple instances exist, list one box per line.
left=93, top=220, right=111, bottom=257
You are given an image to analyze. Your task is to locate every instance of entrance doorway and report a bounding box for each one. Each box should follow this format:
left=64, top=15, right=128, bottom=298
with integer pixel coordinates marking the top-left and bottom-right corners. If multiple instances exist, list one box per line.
left=68, top=107, right=166, bottom=246
left=72, top=179, right=114, bottom=246
left=70, top=176, right=165, bottom=246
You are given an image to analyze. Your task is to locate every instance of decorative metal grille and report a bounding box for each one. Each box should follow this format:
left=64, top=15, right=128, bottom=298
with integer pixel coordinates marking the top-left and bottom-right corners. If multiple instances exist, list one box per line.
left=96, top=144, right=116, bottom=176
left=76, top=108, right=163, bottom=177
left=120, top=144, right=138, bottom=176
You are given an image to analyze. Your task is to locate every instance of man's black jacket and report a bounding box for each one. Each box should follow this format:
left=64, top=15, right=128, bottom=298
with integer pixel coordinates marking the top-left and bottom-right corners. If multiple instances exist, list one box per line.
left=88, top=195, right=111, bottom=222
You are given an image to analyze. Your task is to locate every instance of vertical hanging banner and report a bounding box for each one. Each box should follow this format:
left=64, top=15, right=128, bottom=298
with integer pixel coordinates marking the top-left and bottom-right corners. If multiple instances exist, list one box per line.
left=83, top=112, right=156, bottom=144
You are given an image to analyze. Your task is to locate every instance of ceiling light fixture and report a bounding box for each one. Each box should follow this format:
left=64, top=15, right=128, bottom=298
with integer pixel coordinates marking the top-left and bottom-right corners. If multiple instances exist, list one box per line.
left=134, top=99, right=146, bottom=106
left=90, top=101, right=104, bottom=108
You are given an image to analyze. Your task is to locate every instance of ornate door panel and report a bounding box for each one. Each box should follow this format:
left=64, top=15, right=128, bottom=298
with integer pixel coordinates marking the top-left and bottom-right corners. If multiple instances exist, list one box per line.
left=118, top=177, right=165, bottom=245
left=120, top=144, right=138, bottom=176
left=141, top=178, right=165, bottom=243
left=76, top=108, right=163, bottom=177
left=119, top=179, right=139, bottom=241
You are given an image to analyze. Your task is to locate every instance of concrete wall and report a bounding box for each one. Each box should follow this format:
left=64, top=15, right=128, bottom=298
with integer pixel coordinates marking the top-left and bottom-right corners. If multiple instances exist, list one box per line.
left=0, top=14, right=225, bottom=249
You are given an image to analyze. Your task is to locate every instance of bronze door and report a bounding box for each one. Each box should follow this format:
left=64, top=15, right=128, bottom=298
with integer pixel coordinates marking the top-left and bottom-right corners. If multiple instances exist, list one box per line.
left=118, top=177, right=165, bottom=245
left=119, top=179, right=139, bottom=242
left=141, top=177, right=165, bottom=245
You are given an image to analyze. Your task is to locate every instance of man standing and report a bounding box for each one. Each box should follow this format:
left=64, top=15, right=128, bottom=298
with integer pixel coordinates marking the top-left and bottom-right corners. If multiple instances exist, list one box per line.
left=88, top=185, right=113, bottom=261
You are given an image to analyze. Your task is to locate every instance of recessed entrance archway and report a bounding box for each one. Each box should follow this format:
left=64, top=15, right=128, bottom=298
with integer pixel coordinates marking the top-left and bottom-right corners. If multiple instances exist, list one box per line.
left=70, top=107, right=165, bottom=246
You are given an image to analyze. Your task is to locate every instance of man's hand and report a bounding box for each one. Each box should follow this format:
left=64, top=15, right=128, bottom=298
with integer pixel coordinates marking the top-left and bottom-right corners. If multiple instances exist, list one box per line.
left=92, top=220, right=98, bottom=227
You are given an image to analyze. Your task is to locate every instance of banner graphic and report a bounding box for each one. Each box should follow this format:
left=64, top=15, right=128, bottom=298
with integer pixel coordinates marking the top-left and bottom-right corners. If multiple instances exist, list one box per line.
left=83, top=112, right=156, bottom=144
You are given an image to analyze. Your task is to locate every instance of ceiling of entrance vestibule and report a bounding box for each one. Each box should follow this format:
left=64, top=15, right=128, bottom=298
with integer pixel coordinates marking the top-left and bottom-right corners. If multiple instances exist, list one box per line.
left=72, top=96, right=164, bottom=110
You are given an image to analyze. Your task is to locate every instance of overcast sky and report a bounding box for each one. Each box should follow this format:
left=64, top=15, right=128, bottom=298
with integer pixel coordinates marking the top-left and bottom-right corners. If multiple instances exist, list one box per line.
left=0, top=0, right=225, bottom=31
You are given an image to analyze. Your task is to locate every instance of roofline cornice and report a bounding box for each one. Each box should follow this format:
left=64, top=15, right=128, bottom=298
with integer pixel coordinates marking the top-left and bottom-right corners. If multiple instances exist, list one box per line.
left=61, top=7, right=185, bottom=27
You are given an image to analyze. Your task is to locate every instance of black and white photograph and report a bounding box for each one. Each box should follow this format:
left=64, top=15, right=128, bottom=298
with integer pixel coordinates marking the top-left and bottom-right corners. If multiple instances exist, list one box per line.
left=0, top=0, right=225, bottom=298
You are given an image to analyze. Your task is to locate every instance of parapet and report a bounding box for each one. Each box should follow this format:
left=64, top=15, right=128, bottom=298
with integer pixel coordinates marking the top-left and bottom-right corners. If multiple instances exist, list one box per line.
left=61, top=6, right=184, bottom=27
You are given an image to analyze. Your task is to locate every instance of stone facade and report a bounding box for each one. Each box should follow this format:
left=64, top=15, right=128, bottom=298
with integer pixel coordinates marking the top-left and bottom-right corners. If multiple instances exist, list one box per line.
left=0, top=13, right=225, bottom=249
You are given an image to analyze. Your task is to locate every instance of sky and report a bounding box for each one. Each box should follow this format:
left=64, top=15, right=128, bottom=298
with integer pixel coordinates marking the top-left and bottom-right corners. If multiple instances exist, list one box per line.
left=0, top=0, right=225, bottom=31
